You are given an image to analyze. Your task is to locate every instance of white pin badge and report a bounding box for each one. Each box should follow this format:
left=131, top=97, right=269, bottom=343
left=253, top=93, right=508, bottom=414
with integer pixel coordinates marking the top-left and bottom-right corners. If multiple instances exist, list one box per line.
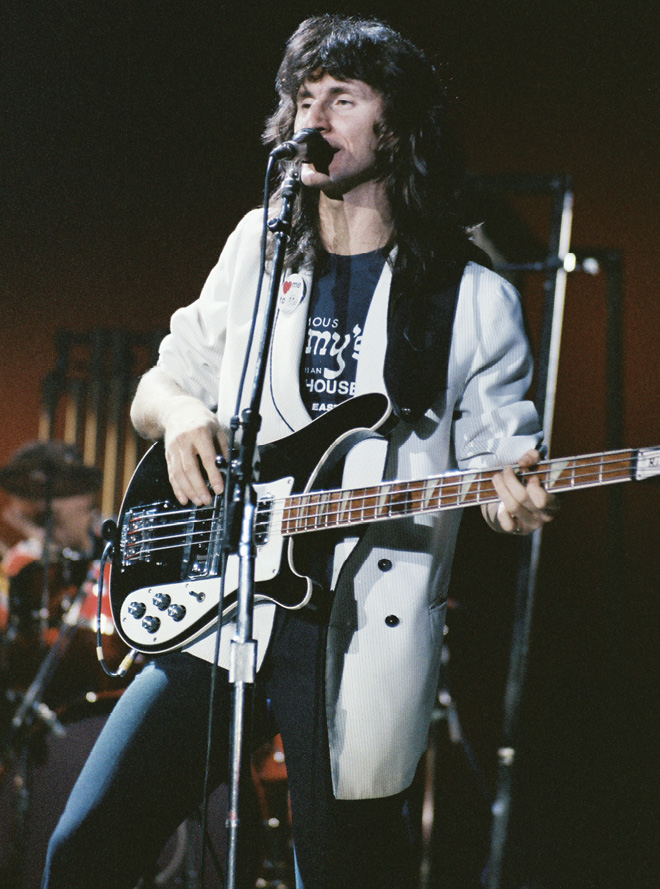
left=278, top=273, right=306, bottom=314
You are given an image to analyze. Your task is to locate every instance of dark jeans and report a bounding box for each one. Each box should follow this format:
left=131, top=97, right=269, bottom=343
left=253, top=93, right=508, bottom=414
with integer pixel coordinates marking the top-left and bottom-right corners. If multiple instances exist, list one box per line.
left=42, top=609, right=416, bottom=889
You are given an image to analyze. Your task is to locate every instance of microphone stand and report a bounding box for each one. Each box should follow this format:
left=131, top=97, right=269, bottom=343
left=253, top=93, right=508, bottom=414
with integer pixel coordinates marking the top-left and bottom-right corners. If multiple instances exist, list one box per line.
left=223, top=170, right=300, bottom=889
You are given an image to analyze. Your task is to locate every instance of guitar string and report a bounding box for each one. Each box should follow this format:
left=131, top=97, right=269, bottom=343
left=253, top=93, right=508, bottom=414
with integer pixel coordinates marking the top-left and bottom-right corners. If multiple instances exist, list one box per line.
left=122, top=455, right=633, bottom=559
left=125, top=448, right=634, bottom=534
left=123, top=456, right=632, bottom=549
left=123, top=450, right=633, bottom=541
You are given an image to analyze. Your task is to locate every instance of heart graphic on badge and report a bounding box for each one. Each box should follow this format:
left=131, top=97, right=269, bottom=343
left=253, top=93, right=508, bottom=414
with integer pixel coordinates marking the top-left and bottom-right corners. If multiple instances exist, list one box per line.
left=278, top=273, right=306, bottom=313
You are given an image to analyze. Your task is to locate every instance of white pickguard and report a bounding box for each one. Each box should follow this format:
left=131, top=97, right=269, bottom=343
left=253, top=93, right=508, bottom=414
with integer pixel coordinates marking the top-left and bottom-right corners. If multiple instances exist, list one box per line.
left=118, top=475, right=294, bottom=649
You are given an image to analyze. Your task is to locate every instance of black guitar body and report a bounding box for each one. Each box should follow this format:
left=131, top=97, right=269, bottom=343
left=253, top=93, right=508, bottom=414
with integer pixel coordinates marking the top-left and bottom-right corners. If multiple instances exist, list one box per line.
left=109, top=393, right=390, bottom=654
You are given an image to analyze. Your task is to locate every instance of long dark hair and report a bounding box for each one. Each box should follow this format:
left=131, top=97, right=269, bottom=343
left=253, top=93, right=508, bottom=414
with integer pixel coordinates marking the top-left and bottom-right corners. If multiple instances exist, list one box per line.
left=264, top=14, right=472, bottom=292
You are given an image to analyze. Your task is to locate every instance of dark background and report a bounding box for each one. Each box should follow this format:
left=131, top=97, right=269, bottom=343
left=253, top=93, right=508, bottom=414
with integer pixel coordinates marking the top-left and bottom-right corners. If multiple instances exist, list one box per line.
left=3, top=2, right=659, bottom=887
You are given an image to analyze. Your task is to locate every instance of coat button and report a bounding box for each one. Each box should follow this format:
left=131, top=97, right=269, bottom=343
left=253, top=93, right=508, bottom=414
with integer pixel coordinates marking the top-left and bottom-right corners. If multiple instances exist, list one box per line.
left=385, top=614, right=400, bottom=627
left=378, top=558, right=392, bottom=572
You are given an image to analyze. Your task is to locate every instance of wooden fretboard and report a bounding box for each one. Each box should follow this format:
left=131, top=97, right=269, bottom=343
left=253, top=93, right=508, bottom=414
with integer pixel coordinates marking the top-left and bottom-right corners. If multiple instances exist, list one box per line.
left=279, top=447, right=660, bottom=536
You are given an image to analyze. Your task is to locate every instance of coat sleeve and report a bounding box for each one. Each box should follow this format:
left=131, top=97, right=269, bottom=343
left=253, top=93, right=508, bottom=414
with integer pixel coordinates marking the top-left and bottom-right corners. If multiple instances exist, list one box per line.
left=156, top=209, right=263, bottom=411
left=452, top=265, right=544, bottom=470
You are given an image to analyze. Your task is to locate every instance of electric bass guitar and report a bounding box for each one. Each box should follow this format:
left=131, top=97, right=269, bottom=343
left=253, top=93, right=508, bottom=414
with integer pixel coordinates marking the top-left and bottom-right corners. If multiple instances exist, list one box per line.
left=108, top=393, right=660, bottom=655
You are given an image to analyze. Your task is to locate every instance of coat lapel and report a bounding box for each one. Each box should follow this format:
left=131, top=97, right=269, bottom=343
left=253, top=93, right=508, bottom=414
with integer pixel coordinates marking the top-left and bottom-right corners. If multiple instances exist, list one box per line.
left=354, top=257, right=392, bottom=397
left=330, top=259, right=395, bottom=581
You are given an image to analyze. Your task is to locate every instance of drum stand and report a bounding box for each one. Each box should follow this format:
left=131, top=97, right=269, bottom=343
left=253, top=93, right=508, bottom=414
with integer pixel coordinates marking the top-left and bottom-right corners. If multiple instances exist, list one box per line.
left=0, top=563, right=90, bottom=888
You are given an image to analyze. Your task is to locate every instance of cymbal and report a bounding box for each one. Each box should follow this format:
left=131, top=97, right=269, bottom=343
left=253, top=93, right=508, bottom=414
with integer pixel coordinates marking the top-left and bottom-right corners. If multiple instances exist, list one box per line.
left=0, top=443, right=102, bottom=500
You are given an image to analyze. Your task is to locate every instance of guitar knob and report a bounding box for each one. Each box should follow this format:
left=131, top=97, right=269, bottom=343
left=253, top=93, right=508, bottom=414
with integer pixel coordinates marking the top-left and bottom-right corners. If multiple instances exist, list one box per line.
left=128, top=601, right=146, bottom=619
left=142, top=616, right=161, bottom=634
left=152, top=592, right=171, bottom=611
left=168, top=604, right=186, bottom=622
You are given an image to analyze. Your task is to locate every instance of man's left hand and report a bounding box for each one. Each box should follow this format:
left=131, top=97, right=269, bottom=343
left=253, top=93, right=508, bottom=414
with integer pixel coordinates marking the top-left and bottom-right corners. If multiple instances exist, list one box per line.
left=484, top=448, right=559, bottom=535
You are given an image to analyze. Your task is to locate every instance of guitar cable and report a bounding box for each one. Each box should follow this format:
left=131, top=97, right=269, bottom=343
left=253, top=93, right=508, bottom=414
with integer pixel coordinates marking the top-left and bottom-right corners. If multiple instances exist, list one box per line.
left=95, top=520, right=138, bottom=679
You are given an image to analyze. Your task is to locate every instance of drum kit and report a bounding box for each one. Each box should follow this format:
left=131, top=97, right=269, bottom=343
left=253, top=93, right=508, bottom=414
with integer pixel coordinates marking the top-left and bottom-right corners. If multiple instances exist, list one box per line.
left=0, top=442, right=134, bottom=888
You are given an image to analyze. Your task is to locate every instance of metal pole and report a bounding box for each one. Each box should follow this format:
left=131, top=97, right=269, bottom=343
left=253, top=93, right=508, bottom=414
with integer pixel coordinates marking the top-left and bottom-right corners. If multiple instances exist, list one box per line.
left=486, top=176, right=574, bottom=889
left=225, top=492, right=258, bottom=889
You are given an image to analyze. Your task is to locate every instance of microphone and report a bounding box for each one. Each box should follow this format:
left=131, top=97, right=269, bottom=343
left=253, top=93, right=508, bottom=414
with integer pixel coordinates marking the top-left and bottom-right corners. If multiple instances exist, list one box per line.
left=270, top=128, right=336, bottom=174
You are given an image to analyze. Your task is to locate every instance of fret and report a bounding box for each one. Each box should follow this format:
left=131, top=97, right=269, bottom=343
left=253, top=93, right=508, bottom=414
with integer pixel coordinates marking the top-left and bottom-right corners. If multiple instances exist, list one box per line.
left=349, top=489, right=360, bottom=523
left=433, top=473, right=461, bottom=509
left=338, top=489, right=351, bottom=524
left=326, top=489, right=341, bottom=530
left=321, top=492, right=332, bottom=528
left=319, top=493, right=329, bottom=525
left=289, top=494, right=302, bottom=533
left=303, top=493, right=315, bottom=531
left=545, top=458, right=569, bottom=491
left=307, top=493, right=318, bottom=530
left=459, top=472, right=479, bottom=504
left=287, top=496, right=299, bottom=534
left=477, top=471, right=495, bottom=504
left=422, top=478, right=436, bottom=509
left=298, top=493, right=310, bottom=531
left=476, top=474, right=488, bottom=503
left=360, top=487, right=371, bottom=522
left=388, top=483, right=410, bottom=516
left=281, top=500, right=294, bottom=536
left=297, top=494, right=308, bottom=530
left=378, top=483, right=392, bottom=517
left=410, top=480, right=425, bottom=515
left=477, top=471, right=499, bottom=507
left=358, top=487, right=369, bottom=522
left=349, top=488, right=365, bottom=523
left=315, top=493, right=325, bottom=528
left=341, top=490, right=351, bottom=522
left=359, top=486, right=381, bottom=523
left=315, top=492, right=326, bottom=529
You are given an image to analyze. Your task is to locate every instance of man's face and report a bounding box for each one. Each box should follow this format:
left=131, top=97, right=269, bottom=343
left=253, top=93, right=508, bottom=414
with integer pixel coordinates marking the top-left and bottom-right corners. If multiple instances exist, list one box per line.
left=294, top=73, right=387, bottom=197
left=52, top=493, right=95, bottom=552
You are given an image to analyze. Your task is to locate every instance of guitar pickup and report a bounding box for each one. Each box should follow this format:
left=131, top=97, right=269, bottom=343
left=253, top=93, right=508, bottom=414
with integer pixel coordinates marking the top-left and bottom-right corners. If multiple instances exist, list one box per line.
left=254, top=496, right=273, bottom=546
left=121, top=500, right=180, bottom=568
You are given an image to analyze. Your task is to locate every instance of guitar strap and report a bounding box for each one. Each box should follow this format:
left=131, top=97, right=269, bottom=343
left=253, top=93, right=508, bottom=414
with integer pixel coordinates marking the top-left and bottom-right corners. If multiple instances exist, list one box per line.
left=383, top=243, right=491, bottom=424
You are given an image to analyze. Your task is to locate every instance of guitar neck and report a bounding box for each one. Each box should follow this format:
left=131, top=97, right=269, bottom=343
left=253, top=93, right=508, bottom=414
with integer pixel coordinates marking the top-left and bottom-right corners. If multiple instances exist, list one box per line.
left=280, top=446, right=660, bottom=536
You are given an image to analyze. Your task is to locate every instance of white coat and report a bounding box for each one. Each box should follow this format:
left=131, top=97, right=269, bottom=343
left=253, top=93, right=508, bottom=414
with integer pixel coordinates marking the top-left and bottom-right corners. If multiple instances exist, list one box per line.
left=159, top=209, right=542, bottom=799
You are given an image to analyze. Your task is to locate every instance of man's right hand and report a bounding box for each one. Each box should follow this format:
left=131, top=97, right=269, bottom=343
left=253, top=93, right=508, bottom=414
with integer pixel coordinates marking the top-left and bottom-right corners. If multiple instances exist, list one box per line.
left=130, top=367, right=229, bottom=507
left=163, top=403, right=228, bottom=506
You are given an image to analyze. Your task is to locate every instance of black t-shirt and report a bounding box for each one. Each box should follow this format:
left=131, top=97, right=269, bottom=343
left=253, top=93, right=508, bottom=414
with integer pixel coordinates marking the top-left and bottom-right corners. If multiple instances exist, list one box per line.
left=300, top=249, right=388, bottom=419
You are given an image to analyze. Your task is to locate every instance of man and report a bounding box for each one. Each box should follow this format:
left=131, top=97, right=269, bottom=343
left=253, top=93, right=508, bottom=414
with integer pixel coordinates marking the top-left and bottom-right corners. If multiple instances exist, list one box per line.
left=43, top=15, right=556, bottom=889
